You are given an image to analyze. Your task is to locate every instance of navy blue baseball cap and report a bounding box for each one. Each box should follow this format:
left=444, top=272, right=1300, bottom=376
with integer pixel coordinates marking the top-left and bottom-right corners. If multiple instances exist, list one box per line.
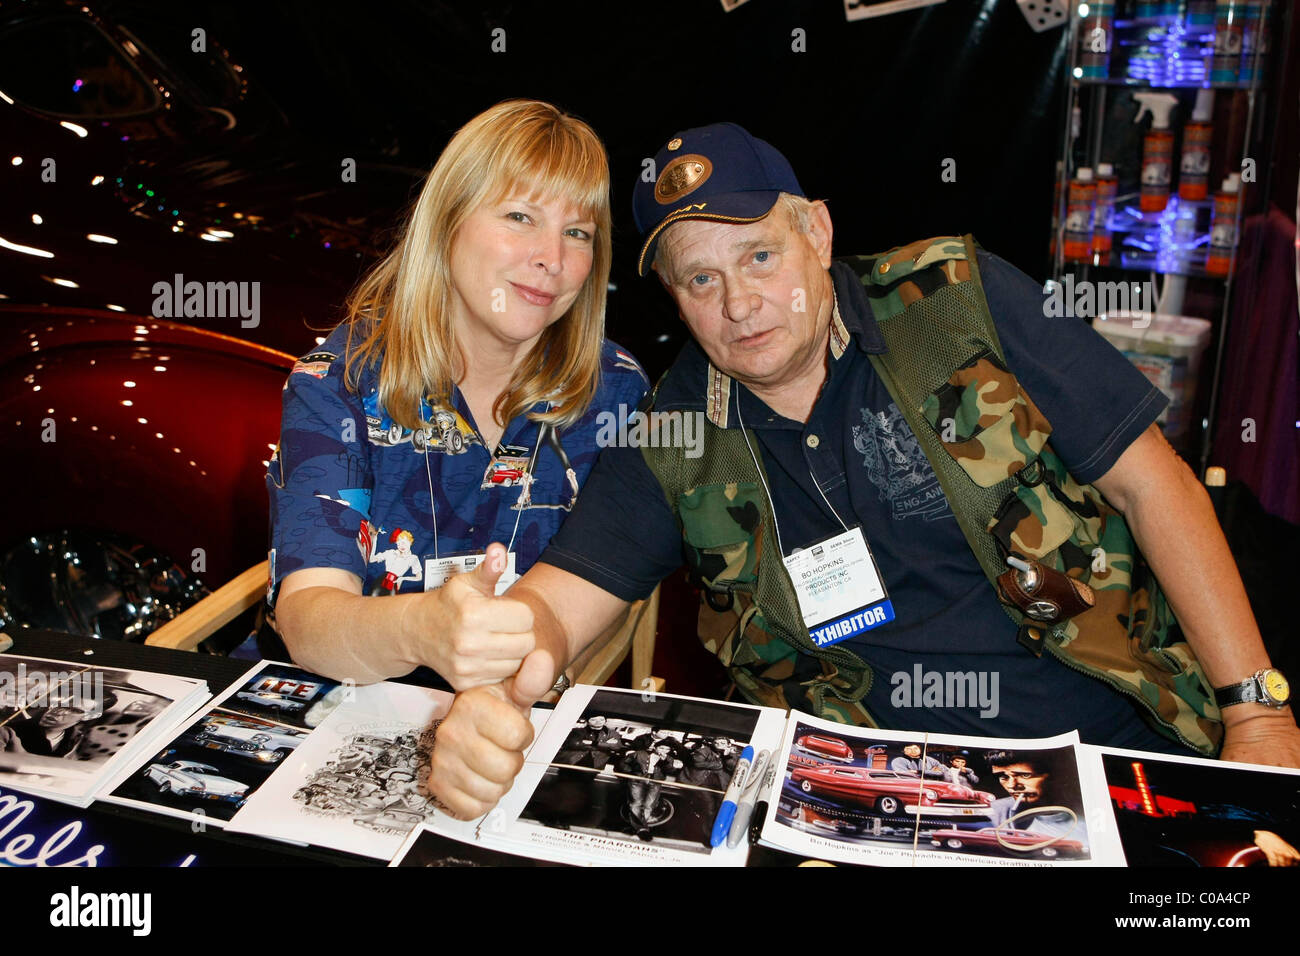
left=632, top=123, right=804, bottom=276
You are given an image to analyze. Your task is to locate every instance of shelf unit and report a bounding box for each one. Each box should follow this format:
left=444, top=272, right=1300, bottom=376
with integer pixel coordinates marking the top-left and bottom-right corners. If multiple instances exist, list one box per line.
left=1049, top=2, right=1285, bottom=475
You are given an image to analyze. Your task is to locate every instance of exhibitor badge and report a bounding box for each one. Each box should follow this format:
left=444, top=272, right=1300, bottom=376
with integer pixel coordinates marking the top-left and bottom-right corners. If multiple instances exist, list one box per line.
left=782, top=527, right=894, bottom=647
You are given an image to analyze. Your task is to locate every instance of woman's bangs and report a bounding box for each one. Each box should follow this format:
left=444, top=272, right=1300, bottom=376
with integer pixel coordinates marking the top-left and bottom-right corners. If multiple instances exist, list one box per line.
left=489, top=122, right=609, bottom=222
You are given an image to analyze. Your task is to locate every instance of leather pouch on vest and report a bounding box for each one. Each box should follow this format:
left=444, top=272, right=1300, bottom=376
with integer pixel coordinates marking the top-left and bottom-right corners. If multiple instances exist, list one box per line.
left=996, top=559, right=1095, bottom=624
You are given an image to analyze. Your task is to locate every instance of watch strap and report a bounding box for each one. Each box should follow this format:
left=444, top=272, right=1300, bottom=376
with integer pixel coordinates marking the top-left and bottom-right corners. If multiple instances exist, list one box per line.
left=1214, top=678, right=1261, bottom=708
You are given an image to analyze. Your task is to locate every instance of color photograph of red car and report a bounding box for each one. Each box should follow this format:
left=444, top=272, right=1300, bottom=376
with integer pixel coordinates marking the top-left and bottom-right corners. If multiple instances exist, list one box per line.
left=927, top=826, right=1086, bottom=859
left=793, top=734, right=855, bottom=764
left=789, top=765, right=996, bottom=817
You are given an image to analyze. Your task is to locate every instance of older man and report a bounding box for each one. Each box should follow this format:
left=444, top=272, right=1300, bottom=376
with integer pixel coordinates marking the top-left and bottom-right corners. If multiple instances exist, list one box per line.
left=428, top=123, right=1296, bottom=820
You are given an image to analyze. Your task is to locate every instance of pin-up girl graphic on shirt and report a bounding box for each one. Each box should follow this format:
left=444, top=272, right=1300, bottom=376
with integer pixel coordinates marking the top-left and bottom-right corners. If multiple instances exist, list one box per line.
left=358, top=524, right=422, bottom=595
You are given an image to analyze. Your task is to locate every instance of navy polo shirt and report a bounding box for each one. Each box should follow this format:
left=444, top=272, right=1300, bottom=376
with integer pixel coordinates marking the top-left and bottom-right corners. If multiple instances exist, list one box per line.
left=544, top=250, right=1192, bottom=754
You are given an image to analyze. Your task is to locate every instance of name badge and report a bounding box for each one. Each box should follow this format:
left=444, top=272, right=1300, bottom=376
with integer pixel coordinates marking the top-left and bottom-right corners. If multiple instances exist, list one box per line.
left=423, top=551, right=519, bottom=596
left=782, top=527, right=894, bottom=647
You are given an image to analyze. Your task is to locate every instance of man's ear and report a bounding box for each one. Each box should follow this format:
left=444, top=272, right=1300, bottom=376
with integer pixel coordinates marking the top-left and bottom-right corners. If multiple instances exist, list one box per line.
left=807, top=200, right=834, bottom=268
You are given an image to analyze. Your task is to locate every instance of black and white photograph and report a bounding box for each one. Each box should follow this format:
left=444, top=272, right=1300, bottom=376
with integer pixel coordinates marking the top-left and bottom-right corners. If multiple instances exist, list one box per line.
left=0, top=653, right=207, bottom=805
left=222, top=682, right=454, bottom=859
left=390, top=825, right=571, bottom=867
left=482, top=685, right=786, bottom=866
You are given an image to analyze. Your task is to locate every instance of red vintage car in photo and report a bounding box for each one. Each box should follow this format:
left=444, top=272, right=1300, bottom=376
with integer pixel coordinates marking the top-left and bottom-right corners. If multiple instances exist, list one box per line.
left=927, top=826, right=1086, bottom=859
left=789, top=766, right=996, bottom=817
left=488, top=463, right=526, bottom=486
left=793, top=734, right=855, bottom=763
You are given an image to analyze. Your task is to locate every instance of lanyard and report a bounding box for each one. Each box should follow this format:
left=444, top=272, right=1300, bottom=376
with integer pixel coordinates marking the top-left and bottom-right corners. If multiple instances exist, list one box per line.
left=733, top=385, right=850, bottom=557
left=420, top=406, right=526, bottom=560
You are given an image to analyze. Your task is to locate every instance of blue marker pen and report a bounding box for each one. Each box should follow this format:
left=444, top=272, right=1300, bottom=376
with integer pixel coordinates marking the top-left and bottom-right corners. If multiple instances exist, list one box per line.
left=710, top=745, right=754, bottom=848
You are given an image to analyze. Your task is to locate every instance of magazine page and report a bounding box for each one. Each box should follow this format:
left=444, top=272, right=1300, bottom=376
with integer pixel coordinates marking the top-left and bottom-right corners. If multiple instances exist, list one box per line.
left=759, top=716, right=1119, bottom=866
left=222, top=680, right=453, bottom=859
left=0, top=653, right=208, bottom=807
left=478, top=685, right=789, bottom=866
left=1088, top=744, right=1300, bottom=868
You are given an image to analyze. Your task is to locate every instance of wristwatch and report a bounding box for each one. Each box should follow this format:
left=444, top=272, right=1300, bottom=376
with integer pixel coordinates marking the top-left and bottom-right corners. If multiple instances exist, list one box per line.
left=1213, top=668, right=1291, bottom=709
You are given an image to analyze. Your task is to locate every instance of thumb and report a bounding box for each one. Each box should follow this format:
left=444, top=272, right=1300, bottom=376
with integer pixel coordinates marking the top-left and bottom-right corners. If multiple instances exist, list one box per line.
left=507, top=647, right=557, bottom=710
left=465, top=542, right=508, bottom=595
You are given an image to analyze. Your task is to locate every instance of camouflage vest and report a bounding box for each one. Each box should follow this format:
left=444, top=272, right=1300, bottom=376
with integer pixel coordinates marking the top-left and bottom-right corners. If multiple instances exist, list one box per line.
left=641, top=234, right=1223, bottom=756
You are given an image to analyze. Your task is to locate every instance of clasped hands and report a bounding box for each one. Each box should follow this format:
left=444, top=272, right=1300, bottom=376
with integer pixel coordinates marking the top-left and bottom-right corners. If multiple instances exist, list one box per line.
left=407, top=542, right=554, bottom=819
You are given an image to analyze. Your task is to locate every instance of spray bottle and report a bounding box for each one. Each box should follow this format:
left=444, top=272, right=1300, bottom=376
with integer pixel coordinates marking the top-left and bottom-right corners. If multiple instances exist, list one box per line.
left=1205, top=172, right=1240, bottom=276
left=1134, top=92, right=1179, bottom=213
left=1211, top=1, right=1243, bottom=85
left=1179, top=89, right=1215, bottom=200
left=1064, top=167, right=1096, bottom=262
left=1078, top=2, right=1114, bottom=80
left=1093, top=163, right=1118, bottom=264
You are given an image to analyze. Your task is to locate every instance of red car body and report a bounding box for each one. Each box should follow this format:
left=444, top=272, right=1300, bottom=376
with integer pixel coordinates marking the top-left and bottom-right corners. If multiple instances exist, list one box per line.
left=928, top=826, right=1086, bottom=858
left=489, top=465, right=524, bottom=486
left=789, top=765, right=995, bottom=817
left=0, top=305, right=291, bottom=615
left=794, top=734, right=855, bottom=763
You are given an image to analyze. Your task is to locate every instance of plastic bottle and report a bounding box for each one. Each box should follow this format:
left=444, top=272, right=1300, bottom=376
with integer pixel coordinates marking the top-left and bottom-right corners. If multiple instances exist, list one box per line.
left=1179, top=89, right=1215, bottom=200
left=1134, top=93, right=1179, bottom=213
left=1078, top=2, right=1114, bottom=80
left=1240, top=0, right=1271, bottom=85
left=1187, top=0, right=1217, bottom=27
left=1205, top=172, right=1240, bottom=275
left=1211, top=1, right=1243, bottom=85
left=1064, top=167, right=1096, bottom=263
left=1093, top=163, right=1118, bottom=264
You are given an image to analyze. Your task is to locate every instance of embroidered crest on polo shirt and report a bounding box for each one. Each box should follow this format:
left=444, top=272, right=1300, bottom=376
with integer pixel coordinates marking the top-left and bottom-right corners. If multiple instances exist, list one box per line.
left=852, top=403, right=952, bottom=521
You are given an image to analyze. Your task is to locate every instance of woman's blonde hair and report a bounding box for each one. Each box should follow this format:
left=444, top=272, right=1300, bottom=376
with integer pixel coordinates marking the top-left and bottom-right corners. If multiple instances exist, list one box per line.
left=344, top=100, right=611, bottom=430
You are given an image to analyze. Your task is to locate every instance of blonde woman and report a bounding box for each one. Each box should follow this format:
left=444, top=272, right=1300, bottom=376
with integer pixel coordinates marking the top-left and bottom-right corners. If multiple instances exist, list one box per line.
left=266, top=101, right=647, bottom=690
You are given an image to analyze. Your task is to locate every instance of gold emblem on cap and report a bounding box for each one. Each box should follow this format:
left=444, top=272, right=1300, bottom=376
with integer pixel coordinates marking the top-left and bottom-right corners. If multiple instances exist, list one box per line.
left=667, top=137, right=682, bottom=151
left=654, top=154, right=713, bottom=205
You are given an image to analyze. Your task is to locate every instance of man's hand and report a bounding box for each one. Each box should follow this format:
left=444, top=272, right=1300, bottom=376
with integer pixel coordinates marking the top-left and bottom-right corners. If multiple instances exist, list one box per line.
left=1253, top=830, right=1300, bottom=867
left=1218, top=711, right=1300, bottom=770
left=404, top=543, right=535, bottom=690
left=427, top=646, right=557, bottom=819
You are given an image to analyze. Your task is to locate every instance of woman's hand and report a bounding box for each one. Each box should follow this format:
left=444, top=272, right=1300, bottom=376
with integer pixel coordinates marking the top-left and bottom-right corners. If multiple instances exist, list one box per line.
left=405, top=543, right=536, bottom=690
left=427, top=649, right=555, bottom=819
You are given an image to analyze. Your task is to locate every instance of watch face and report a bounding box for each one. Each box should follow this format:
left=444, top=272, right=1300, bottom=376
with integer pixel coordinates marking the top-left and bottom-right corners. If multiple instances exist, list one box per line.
left=1262, top=670, right=1290, bottom=704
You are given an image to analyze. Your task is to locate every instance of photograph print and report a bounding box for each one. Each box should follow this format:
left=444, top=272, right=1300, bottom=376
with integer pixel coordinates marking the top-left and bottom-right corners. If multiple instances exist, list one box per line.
left=1102, top=749, right=1300, bottom=867
left=220, top=661, right=343, bottom=730
left=0, top=654, right=201, bottom=803
left=517, top=688, right=762, bottom=857
left=108, top=706, right=308, bottom=824
left=773, top=721, right=1092, bottom=865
